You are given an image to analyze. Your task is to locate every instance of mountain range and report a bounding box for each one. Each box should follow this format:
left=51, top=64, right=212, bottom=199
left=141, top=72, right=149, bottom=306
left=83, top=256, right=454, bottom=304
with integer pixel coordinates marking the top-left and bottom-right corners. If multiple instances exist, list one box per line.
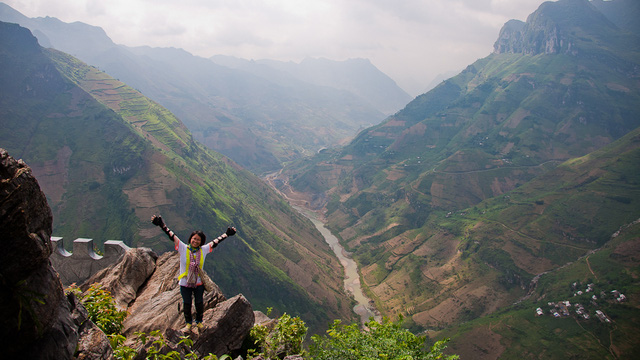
left=0, top=2, right=411, bottom=174
left=0, top=20, right=357, bottom=333
left=2, top=0, right=640, bottom=358
left=272, top=0, right=640, bottom=357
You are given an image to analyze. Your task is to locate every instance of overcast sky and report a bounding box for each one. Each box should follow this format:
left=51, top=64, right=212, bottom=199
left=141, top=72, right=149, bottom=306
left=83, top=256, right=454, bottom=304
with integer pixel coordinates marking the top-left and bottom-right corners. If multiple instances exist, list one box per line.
left=5, top=0, right=547, bottom=96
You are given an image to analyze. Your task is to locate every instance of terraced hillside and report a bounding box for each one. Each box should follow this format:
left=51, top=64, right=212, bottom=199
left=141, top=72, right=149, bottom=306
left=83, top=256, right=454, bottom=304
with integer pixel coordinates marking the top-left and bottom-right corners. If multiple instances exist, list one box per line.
left=273, top=0, right=640, bottom=341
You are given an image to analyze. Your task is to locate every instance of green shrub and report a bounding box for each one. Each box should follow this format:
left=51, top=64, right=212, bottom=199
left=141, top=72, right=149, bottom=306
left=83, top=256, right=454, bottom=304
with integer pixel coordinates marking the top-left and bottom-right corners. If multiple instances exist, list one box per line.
left=309, top=316, right=459, bottom=360
left=249, top=308, right=308, bottom=359
left=109, top=330, right=229, bottom=360
left=67, top=283, right=127, bottom=335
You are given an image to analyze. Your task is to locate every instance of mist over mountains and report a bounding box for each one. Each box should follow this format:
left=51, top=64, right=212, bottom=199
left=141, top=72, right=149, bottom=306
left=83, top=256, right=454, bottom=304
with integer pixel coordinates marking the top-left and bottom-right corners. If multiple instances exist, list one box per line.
left=0, top=2, right=410, bottom=174
left=210, top=55, right=411, bottom=115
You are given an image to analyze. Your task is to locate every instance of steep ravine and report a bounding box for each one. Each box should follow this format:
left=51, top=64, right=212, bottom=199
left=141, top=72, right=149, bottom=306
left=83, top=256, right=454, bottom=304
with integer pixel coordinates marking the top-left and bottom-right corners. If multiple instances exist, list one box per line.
left=294, top=206, right=381, bottom=324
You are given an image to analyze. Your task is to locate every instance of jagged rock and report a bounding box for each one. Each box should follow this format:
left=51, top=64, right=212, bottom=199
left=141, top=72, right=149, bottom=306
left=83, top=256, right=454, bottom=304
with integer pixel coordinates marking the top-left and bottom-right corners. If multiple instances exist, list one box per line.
left=75, top=317, right=113, bottom=360
left=492, top=19, right=525, bottom=54
left=493, top=0, right=614, bottom=56
left=0, top=150, right=52, bottom=280
left=86, top=248, right=253, bottom=358
left=76, top=291, right=116, bottom=358
left=0, top=149, right=72, bottom=359
left=0, top=149, right=62, bottom=357
left=192, top=295, right=255, bottom=356
left=254, top=310, right=273, bottom=326
left=117, top=251, right=226, bottom=338
left=19, top=267, right=76, bottom=359
left=66, top=288, right=112, bottom=360
left=0, top=148, right=256, bottom=358
left=81, top=247, right=158, bottom=309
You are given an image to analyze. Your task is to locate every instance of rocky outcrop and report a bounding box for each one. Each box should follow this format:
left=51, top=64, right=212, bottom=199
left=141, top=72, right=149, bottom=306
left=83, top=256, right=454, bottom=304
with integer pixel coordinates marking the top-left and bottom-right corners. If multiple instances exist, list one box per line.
left=0, top=148, right=257, bottom=359
left=192, top=294, right=255, bottom=355
left=81, top=247, right=158, bottom=310
left=82, top=247, right=255, bottom=358
left=493, top=0, right=616, bottom=55
left=492, top=19, right=526, bottom=54
left=71, top=293, right=113, bottom=360
left=0, top=148, right=111, bottom=359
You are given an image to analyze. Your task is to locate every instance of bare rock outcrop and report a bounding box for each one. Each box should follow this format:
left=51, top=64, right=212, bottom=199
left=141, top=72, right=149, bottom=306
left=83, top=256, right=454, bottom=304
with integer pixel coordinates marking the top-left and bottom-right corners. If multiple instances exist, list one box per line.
left=80, top=247, right=158, bottom=309
left=192, top=294, right=255, bottom=355
left=493, top=0, right=615, bottom=56
left=0, top=148, right=255, bottom=359
left=0, top=149, right=111, bottom=359
left=84, top=249, right=255, bottom=358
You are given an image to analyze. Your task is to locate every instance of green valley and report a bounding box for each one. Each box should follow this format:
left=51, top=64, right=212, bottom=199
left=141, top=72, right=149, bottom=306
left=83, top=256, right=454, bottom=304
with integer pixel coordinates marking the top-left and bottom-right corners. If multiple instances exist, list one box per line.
left=2, top=0, right=640, bottom=357
left=272, top=0, right=640, bottom=355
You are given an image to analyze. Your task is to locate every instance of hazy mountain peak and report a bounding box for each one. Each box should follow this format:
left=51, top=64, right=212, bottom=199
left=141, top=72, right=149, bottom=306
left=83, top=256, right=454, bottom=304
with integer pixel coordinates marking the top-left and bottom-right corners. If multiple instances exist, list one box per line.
left=211, top=55, right=412, bottom=115
left=0, top=4, right=115, bottom=58
left=0, top=21, right=40, bottom=54
left=591, top=0, right=640, bottom=35
left=494, top=0, right=618, bottom=55
left=0, top=2, right=27, bottom=21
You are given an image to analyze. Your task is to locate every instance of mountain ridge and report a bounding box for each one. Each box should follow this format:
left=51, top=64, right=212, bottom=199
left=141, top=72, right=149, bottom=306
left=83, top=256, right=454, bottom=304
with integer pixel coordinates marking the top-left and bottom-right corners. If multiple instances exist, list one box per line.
left=0, top=20, right=356, bottom=333
left=0, top=2, right=408, bottom=174
left=210, top=55, right=412, bottom=115
left=273, top=1, right=640, bottom=349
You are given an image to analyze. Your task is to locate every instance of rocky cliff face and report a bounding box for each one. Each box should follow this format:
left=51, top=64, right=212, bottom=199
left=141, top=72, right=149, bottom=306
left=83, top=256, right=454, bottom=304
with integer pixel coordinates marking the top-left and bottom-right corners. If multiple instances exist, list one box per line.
left=493, top=0, right=617, bottom=55
left=82, top=248, right=255, bottom=358
left=0, top=148, right=109, bottom=359
left=0, top=148, right=258, bottom=359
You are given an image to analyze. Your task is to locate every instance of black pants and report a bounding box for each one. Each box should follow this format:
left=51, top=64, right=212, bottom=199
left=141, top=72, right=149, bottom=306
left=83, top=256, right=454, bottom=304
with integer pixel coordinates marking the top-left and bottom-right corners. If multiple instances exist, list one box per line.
left=180, top=285, right=205, bottom=324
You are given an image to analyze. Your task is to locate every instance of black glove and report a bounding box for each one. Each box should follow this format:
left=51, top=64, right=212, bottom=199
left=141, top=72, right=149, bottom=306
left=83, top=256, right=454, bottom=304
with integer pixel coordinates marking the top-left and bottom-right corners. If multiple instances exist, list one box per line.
left=152, top=215, right=165, bottom=227
left=226, top=227, right=236, bottom=236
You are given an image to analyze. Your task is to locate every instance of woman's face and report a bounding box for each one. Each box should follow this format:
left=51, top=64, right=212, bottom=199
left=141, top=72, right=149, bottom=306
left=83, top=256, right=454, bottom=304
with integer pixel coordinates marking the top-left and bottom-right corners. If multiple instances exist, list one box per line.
left=190, top=234, right=202, bottom=247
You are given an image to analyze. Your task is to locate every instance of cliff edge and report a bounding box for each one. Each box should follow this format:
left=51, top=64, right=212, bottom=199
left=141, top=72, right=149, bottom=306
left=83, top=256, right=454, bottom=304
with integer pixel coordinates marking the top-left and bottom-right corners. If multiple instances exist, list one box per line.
left=0, top=148, right=256, bottom=359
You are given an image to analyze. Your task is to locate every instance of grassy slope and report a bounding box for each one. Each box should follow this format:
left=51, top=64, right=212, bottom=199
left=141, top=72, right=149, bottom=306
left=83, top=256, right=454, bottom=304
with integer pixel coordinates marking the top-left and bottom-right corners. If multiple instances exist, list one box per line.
left=437, top=218, right=640, bottom=359
left=349, top=125, right=640, bottom=331
left=275, top=0, right=640, bottom=336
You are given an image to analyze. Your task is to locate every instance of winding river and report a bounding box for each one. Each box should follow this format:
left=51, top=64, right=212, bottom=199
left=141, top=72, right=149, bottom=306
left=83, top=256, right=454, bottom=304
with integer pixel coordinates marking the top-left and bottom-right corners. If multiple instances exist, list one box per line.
left=294, top=206, right=380, bottom=324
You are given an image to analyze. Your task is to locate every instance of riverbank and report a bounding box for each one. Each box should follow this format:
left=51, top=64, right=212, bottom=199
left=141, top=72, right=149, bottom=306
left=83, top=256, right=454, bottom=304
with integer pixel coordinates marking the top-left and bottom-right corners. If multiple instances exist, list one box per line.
left=293, top=206, right=380, bottom=324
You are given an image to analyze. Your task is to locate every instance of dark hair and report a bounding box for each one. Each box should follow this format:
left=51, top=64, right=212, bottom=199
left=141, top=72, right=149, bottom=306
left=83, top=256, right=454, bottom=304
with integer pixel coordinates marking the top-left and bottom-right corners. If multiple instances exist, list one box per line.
left=189, top=230, right=206, bottom=244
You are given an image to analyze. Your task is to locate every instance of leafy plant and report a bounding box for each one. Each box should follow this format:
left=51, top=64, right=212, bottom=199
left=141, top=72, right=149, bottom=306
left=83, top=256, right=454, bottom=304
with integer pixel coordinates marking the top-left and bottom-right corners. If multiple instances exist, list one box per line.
left=309, top=316, right=459, bottom=360
left=109, top=333, right=137, bottom=360
left=13, top=279, right=46, bottom=332
left=249, top=308, right=308, bottom=359
left=67, top=283, right=127, bottom=335
left=110, top=330, right=230, bottom=360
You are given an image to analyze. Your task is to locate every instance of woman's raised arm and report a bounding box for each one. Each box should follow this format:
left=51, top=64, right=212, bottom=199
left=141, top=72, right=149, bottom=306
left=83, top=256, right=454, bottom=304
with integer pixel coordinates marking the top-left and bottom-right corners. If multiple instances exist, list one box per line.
left=152, top=215, right=180, bottom=247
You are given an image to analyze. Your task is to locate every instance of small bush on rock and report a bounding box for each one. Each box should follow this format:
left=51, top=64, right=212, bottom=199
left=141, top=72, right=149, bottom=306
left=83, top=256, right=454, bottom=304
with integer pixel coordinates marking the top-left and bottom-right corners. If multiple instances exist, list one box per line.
left=249, top=308, right=308, bottom=359
left=67, top=283, right=127, bottom=335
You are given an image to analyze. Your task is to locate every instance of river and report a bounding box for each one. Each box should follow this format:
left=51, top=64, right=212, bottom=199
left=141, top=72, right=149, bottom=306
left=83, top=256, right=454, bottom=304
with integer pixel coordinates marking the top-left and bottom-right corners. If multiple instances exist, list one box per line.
left=293, top=206, right=380, bottom=324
